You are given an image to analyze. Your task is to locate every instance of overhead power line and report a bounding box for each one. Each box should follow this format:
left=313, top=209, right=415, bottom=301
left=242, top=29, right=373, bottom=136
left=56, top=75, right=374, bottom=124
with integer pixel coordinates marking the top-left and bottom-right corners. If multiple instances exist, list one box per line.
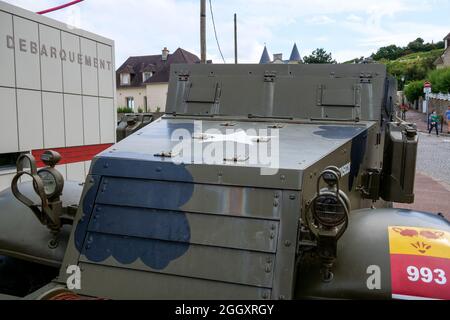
left=208, top=0, right=226, bottom=64
left=37, top=0, right=85, bottom=15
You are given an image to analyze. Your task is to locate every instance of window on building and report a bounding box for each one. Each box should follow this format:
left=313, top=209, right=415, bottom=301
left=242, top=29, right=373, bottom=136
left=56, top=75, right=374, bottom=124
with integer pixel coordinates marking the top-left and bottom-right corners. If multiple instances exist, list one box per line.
left=143, top=72, right=153, bottom=82
left=120, top=73, right=131, bottom=85
left=0, top=152, right=25, bottom=171
left=126, top=97, right=135, bottom=110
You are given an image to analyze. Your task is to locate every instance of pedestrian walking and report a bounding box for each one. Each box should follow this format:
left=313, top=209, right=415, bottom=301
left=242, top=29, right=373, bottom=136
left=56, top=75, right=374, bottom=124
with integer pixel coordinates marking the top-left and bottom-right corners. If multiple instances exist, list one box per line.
left=446, top=106, right=450, bottom=134
left=429, top=110, right=440, bottom=136
left=400, top=103, right=409, bottom=120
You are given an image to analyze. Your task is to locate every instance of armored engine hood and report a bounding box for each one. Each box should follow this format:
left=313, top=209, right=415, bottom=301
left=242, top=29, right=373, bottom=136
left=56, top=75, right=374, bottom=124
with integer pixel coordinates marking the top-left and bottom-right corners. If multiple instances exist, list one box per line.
left=56, top=116, right=376, bottom=299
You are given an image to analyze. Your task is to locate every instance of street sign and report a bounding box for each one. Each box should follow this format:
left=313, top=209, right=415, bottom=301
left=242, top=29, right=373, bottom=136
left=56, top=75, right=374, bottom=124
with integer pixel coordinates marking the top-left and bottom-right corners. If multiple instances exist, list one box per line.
left=424, top=81, right=432, bottom=95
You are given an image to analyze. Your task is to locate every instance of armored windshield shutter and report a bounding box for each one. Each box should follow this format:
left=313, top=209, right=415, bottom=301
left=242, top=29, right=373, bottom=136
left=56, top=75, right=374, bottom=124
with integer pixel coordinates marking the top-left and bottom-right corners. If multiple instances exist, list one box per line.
left=317, top=82, right=362, bottom=107
left=186, top=79, right=220, bottom=103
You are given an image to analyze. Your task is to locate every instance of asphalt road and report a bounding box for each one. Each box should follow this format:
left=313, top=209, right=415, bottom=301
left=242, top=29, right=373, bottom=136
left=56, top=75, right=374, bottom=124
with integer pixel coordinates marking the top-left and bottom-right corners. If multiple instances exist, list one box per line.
left=416, top=132, right=450, bottom=186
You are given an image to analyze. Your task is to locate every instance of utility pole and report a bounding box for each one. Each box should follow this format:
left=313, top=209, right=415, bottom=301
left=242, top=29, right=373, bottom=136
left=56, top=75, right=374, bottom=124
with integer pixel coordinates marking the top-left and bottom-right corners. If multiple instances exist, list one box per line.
left=234, top=13, right=238, bottom=64
left=200, top=0, right=207, bottom=63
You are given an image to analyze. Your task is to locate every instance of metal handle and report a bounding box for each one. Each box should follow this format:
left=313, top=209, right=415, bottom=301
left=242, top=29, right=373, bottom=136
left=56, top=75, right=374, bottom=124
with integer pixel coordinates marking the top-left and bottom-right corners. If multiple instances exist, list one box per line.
left=11, top=171, right=61, bottom=233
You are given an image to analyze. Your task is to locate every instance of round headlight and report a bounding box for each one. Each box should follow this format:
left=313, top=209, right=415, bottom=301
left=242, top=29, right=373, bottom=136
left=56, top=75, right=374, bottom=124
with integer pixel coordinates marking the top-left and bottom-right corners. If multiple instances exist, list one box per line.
left=313, top=194, right=347, bottom=227
left=38, top=170, right=57, bottom=197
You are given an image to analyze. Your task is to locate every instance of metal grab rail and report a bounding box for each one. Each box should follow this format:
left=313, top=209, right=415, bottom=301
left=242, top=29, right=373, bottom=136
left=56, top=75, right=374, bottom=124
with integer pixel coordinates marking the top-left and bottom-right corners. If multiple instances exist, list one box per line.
left=428, top=93, right=450, bottom=101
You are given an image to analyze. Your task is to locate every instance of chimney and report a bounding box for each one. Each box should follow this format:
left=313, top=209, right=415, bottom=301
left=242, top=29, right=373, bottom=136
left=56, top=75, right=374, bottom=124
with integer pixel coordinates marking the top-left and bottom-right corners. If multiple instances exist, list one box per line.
left=162, top=47, right=170, bottom=61
left=273, top=53, right=283, bottom=61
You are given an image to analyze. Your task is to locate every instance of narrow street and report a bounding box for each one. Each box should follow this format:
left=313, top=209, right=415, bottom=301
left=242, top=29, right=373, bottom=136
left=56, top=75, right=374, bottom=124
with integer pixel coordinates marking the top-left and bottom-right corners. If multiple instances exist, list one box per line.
left=395, top=110, right=450, bottom=219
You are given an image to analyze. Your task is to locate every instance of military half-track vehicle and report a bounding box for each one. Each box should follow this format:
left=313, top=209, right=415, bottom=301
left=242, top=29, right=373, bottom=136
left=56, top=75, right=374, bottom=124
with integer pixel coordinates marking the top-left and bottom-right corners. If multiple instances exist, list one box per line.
left=0, top=64, right=449, bottom=300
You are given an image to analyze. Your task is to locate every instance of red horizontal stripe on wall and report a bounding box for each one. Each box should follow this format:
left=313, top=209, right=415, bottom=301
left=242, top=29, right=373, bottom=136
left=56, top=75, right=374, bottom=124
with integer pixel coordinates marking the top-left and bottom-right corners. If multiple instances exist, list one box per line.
left=32, top=144, right=113, bottom=168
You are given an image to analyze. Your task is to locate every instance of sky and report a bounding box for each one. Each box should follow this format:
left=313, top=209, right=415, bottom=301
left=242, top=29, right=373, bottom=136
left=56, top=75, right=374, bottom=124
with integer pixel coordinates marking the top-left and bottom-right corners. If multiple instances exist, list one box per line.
left=4, top=0, right=450, bottom=67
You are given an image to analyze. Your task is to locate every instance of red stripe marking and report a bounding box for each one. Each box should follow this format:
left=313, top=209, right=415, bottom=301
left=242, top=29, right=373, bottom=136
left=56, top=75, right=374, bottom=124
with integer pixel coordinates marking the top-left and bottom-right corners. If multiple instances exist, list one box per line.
left=32, top=144, right=113, bottom=168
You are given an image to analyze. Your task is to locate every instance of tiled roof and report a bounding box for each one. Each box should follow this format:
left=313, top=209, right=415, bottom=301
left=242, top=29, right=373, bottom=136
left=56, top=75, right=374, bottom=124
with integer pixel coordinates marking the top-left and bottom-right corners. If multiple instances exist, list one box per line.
left=116, top=48, right=200, bottom=88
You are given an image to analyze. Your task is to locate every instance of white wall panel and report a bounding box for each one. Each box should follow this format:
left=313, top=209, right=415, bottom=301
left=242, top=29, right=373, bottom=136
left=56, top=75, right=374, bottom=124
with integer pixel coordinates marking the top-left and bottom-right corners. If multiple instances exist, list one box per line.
left=66, top=162, right=85, bottom=182
left=17, top=89, right=43, bottom=151
left=0, top=87, right=18, bottom=153
left=39, top=24, right=63, bottom=92
left=0, top=172, right=16, bottom=191
left=0, top=11, right=15, bottom=87
left=82, top=96, right=100, bottom=145
left=97, top=43, right=113, bottom=98
left=64, top=94, right=83, bottom=147
left=80, top=38, right=98, bottom=96
left=13, top=16, right=40, bottom=90
left=99, top=98, right=115, bottom=144
left=0, top=1, right=116, bottom=190
left=84, top=160, right=92, bottom=176
left=42, top=92, right=65, bottom=148
left=56, top=164, right=67, bottom=181
left=61, top=32, right=82, bottom=95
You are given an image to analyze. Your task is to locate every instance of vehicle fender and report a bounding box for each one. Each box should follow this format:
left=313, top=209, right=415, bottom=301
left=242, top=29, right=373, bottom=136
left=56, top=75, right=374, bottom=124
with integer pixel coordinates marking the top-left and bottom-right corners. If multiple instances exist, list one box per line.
left=296, top=208, right=449, bottom=300
left=0, top=181, right=82, bottom=267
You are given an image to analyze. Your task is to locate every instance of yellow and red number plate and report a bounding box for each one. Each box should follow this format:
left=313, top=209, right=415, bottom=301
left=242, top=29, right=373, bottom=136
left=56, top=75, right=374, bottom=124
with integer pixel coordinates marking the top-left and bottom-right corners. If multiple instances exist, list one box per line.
left=389, top=226, right=450, bottom=300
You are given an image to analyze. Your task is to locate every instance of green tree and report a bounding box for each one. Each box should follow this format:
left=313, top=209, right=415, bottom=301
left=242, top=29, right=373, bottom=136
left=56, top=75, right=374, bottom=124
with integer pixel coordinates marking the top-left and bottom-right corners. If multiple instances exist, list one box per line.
left=372, top=45, right=404, bottom=61
left=372, top=39, right=444, bottom=62
left=303, top=48, right=336, bottom=64
left=407, top=38, right=425, bottom=53
left=404, top=80, right=424, bottom=102
left=428, top=68, right=450, bottom=93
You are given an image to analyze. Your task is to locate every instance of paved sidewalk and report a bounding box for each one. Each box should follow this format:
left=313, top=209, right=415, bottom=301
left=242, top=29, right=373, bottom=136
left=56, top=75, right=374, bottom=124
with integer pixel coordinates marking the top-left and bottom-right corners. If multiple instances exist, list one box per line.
left=395, top=172, right=450, bottom=220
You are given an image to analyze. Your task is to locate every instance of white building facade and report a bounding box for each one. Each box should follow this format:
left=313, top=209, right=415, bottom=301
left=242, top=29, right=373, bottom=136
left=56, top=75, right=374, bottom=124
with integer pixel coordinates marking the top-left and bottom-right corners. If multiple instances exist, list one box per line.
left=0, top=1, right=116, bottom=190
left=116, top=48, right=200, bottom=113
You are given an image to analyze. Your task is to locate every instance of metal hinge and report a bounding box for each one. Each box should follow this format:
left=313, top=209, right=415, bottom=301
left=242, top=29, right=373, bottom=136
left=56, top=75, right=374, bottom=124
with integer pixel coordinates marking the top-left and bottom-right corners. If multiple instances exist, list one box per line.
left=193, top=133, right=211, bottom=141
left=220, top=122, right=237, bottom=127
left=376, top=133, right=382, bottom=145
left=178, top=71, right=190, bottom=81
left=252, top=137, right=271, bottom=143
left=154, top=150, right=180, bottom=158
left=359, top=73, right=373, bottom=84
left=224, top=155, right=249, bottom=163
left=264, top=71, right=277, bottom=82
